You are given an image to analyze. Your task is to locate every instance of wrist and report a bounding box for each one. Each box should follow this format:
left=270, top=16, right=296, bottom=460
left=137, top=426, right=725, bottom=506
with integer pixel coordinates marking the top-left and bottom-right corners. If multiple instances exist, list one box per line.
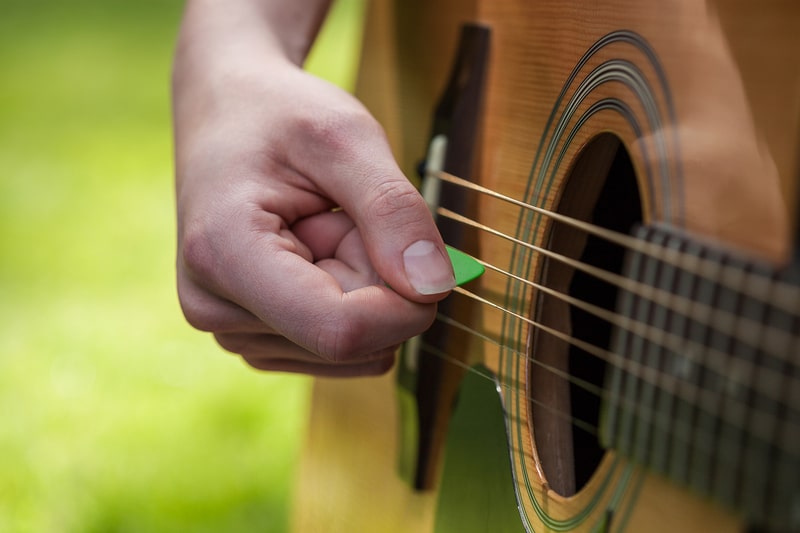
left=172, top=2, right=296, bottom=146
left=172, top=0, right=333, bottom=127
left=174, top=0, right=331, bottom=71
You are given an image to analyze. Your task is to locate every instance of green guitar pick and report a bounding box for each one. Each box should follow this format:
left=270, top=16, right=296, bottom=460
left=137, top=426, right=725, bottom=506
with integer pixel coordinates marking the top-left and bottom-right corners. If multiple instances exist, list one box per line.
left=446, top=245, right=485, bottom=286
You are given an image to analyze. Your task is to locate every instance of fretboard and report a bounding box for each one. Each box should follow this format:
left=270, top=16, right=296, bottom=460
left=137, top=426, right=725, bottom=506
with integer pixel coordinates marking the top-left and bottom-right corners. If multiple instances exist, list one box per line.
left=600, top=224, right=800, bottom=532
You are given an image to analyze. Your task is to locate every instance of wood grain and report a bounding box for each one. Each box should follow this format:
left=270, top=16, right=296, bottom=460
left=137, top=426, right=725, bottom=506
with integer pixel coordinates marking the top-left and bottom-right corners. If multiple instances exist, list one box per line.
left=293, top=1, right=799, bottom=531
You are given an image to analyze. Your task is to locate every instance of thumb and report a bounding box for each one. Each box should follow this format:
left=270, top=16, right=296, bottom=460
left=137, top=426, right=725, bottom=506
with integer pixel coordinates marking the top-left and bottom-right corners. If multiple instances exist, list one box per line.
left=350, top=173, right=457, bottom=301
left=289, top=108, right=455, bottom=301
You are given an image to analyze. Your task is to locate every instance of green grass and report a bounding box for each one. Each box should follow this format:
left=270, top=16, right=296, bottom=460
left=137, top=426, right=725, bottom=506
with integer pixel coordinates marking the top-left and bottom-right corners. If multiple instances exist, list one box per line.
left=0, top=1, right=363, bottom=530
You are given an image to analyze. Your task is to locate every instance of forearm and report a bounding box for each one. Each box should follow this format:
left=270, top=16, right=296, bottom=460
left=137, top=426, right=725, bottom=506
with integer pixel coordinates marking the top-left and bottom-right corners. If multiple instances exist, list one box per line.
left=175, top=0, right=332, bottom=68
left=172, top=0, right=333, bottom=137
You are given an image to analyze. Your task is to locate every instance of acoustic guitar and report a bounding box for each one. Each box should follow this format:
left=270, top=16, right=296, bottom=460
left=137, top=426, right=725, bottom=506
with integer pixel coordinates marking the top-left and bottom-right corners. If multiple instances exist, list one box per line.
left=291, top=0, right=800, bottom=531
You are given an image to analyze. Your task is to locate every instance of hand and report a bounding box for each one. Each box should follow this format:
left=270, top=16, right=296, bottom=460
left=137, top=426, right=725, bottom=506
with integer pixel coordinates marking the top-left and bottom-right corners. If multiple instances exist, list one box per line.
left=172, top=10, right=455, bottom=377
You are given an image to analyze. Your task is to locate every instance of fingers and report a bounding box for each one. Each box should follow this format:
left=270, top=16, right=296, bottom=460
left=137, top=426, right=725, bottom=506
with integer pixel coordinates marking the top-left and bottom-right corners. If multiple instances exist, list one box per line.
left=179, top=258, right=401, bottom=377
left=178, top=205, right=436, bottom=364
left=216, top=332, right=397, bottom=377
left=246, top=357, right=395, bottom=377
left=227, top=240, right=437, bottom=361
left=174, top=66, right=452, bottom=375
left=177, top=266, right=276, bottom=334
left=282, top=87, right=456, bottom=302
left=293, top=211, right=382, bottom=290
left=292, top=210, right=355, bottom=259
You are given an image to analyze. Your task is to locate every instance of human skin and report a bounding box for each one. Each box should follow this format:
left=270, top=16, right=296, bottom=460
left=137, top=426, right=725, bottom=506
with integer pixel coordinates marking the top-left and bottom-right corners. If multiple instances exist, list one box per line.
left=172, top=0, right=455, bottom=376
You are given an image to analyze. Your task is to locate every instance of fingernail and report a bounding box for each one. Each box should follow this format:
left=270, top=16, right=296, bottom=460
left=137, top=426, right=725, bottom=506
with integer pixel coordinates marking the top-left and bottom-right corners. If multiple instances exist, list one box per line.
left=402, top=240, right=456, bottom=295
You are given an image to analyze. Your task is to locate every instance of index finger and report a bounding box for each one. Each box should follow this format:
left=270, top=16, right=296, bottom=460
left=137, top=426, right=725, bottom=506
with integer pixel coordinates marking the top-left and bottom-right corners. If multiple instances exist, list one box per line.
left=227, top=235, right=436, bottom=362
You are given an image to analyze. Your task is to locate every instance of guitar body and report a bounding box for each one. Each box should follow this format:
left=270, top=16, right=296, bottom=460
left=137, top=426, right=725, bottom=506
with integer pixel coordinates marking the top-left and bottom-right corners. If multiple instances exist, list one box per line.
left=291, top=1, right=800, bottom=531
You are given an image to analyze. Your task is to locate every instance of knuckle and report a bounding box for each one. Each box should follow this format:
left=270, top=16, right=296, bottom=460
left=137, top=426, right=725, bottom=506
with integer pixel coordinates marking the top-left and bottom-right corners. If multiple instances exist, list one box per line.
left=311, top=315, right=366, bottom=363
left=177, top=289, right=223, bottom=333
left=179, top=300, right=210, bottom=332
left=181, top=309, right=219, bottom=333
left=241, top=356, right=280, bottom=372
left=293, top=104, right=381, bottom=157
left=180, top=221, right=218, bottom=283
left=214, top=333, right=248, bottom=355
left=365, top=356, right=396, bottom=376
left=367, top=179, right=424, bottom=223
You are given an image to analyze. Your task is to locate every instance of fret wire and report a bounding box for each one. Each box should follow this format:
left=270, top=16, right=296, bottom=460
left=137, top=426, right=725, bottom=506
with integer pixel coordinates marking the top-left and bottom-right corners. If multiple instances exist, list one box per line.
left=447, top=285, right=800, bottom=448
left=434, top=170, right=800, bottom=313
left=438, top=206, right=797, bottom=362
left=472, top=255, right=796, bottom=406
left=421, top=318, right=797, bottom=461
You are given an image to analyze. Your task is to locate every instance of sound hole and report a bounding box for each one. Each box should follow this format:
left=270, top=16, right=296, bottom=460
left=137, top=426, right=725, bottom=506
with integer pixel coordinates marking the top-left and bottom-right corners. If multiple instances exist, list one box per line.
left=528, top=133, right=642, bottom=497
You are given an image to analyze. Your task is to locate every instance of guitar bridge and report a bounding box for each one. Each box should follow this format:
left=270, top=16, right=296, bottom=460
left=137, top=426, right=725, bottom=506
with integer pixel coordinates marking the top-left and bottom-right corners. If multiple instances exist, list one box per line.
left=396, top=23, right=490, bottom=491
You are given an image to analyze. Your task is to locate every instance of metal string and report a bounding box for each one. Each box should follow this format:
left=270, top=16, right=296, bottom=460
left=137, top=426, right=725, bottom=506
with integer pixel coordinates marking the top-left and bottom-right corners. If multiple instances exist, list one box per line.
left=434, top=170, right=800, bottom=314
left=467, top=255, right=799, bottom=407
left=420, top=170, right=799, bottom=460
left=438, top=205, right=797, bottom=365
left=425, top=307, right=799, bottom=457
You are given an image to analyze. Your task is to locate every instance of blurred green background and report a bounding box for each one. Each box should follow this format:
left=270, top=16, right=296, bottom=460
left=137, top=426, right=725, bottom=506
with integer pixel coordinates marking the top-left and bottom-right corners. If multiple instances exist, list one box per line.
left=0, top=0, right=364, bottom=530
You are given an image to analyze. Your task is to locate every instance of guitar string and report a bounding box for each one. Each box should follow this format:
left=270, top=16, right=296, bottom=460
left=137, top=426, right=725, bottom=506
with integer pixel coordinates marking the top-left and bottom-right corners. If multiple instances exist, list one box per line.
left=438, top=206, right=798, bottom=367
left=448, top=284, right=799, bottom=440
left=417, top=340, right=597, bottom=437
left=423, top=309, right=799, bottom=457
left=434, top=170, right=800, bottom=315
left=470, top=254, right=799, bottom=406
left=418, top=333, right=795, bottom=464
left=418, top=334, right=785, bottom=465
left=431, top=214, right=798, bottom=431
left=421, top=171, right=798, bottom=456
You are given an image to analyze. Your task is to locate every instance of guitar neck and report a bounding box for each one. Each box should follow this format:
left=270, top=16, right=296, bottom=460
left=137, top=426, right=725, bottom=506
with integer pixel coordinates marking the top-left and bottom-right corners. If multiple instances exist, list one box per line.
left=602, top=224, right=800, bottom=530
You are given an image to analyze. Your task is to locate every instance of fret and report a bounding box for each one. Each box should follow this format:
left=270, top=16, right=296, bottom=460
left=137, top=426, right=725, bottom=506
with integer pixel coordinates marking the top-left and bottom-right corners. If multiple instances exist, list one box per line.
left=715, top=264, right=765, bottom=512
left=666, top=239, right=704, bottom=485
left=649, top=233, right=686, bottom=475
left=766, top=313, right=800, bottom=523
left=686, top=246, right=724, bottom=496
left=627, top=227, right=661, bottom=465
left=632, top=230, right=672, bottom=469
left=601, top=225, right=800, bottom=531
left=600, top=232, right=647, bottom=457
